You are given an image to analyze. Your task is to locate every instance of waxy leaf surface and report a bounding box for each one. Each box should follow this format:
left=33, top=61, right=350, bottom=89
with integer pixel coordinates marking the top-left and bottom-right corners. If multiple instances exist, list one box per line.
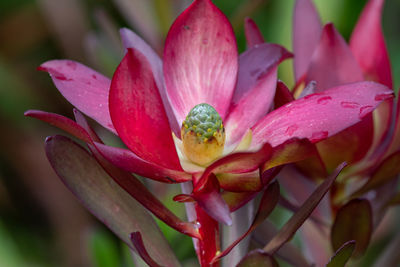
left=45, top=135, right=180, bottom=267
left=331, top=199, right=372, bottom=258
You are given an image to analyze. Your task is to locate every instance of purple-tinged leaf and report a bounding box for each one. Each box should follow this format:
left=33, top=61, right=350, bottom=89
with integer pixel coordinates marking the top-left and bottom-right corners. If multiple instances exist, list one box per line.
left=350, top=0, right=392, bottom=88
left=237, top=249, right=278, bottom=267
left=45, top=135, right=180, bottom=266
left=331, top=199, right=372, bottom=258
left=130, top=232, right=163, bottom=267
left=251, top=81, right=393, bottom=148
left=211, top=182, right=280, bottom=264
left=263, top=162, right=346, bottom=254
left=293, top=0, right=322, bottom=82
left=352, top=150, right=400, bottom=197
left=244, top=17, right=264, bottom=47
left=109, top=48, right=182, bottom=170
left=306, top=24, right=364, bottom=91
left=74, top=110, right=200, bottom=239
left=253, top=220, right=310, bottom=267
left=38, top=60, right=115, bottom=133
left=326, top=240, right=356, bottom=267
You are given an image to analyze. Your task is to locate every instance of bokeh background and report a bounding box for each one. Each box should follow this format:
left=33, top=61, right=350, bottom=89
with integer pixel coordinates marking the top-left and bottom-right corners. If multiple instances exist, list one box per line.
left=1, top=0, right=399, bottom=266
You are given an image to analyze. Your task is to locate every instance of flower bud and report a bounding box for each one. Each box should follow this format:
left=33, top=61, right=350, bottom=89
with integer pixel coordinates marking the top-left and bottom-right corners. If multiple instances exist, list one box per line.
left=181, top=103, right=225, bottom=166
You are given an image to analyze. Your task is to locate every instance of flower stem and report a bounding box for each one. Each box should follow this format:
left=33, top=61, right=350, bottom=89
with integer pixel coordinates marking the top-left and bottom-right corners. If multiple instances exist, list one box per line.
left=195, top=203, right=220, bottom=267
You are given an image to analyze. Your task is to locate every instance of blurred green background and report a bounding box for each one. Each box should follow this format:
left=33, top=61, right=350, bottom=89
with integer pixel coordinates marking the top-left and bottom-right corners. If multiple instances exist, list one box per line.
left=0, top=0, right=399, bottom=266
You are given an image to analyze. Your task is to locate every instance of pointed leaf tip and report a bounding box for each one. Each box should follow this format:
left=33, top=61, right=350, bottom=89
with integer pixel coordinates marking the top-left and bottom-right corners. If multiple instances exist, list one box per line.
left=130, top=232, right=163, bottom=267
left=327, top=240, right=356, bottom=267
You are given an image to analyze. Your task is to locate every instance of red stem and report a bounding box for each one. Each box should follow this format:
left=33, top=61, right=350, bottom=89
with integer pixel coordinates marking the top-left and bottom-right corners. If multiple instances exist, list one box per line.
left=195, top=204, right=220, bottom=267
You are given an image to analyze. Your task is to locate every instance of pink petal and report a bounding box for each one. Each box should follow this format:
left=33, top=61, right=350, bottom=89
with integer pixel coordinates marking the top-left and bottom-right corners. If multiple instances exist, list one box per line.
left=251, top=81, right=394, bottom=148
left=350, top=0, right=392, bottom=88
left=94, top=143, right=191, bottom=183
left=226, top=44, right=292, bottom=145
left=306, top=24, right=364, bottom=92
left=120, top=28, right=180, bottom=135
left=194, top=143, right=273, bottom=192
left=244, top=17, right=265, bottom=47
left=163, top=0, right=238, bottom=125
left=109, top=49, right=182, bottom=170
left=293, top=0, right=322, bottom=82
left=38, top=60, right=115, bottom=133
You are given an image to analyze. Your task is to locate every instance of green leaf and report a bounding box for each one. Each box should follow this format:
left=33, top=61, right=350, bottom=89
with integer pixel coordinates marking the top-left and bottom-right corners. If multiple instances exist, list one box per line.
left=326, top=240, right=355, bottom=267
left=331, top=199, right=372, bottom=258
left=45, top=135, right=180, bottom=267
left=237, top=250, right=278, bottom=267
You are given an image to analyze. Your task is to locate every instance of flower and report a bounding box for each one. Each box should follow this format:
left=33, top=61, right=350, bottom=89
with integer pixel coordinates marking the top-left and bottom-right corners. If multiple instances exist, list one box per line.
left=25, top=0, right=394, bottom=265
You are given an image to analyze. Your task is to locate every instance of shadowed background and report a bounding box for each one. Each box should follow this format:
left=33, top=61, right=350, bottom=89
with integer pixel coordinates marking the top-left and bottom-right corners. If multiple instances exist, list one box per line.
left=0, top=0, right=399, bottom=266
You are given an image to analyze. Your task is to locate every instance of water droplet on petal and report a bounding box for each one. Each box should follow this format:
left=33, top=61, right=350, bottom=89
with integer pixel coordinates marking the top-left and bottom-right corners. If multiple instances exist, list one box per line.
left=375, top=93, right=393, bottom=101
left=54, top=74, right=72, bottom=81
left=92, top=74, right=97, bottom=80
left=202, top=38, right=208, bottom=45
left=317, top=96, right=332, bottom=105
left=285, top=125, right=298, bottom=136
left=359, top=105, right=374, bottom=119
left=341, top=101, right=360, bottom=109
left=310, top=131, right=329, bottom=142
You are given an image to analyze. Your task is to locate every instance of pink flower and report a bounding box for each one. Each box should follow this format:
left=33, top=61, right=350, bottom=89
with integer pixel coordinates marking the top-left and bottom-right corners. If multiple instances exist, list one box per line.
left=25, top=0, right=394, bottom=265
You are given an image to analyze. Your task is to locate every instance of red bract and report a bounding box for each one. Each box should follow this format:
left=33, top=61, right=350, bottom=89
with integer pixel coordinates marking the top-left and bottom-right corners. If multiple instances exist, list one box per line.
left=26, top=0, right=394, bottom=266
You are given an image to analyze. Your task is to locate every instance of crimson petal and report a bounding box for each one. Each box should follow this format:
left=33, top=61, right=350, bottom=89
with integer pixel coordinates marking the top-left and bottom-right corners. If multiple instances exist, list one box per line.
left=163, top=0, right=238, bottom=124
left=120, top=28, right=180, bottom=135
left=109, top=48, right=182, bottom=170
left=38, top=60, right=115, bottom=133
left=251, top=81, right=393, bottom=148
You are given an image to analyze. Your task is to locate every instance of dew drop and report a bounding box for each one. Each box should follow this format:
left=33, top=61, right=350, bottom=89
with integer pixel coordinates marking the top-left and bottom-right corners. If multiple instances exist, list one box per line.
left=92, top=74, right=97, bottom=80
left=202, top=38, right=208, bottom=45
left=341, top=101, right=360, bottom=109
left=310, top=131, right=329, bottom=142
left=285, top=125, right=298, bottom=136
left=359, top=105, right=373, bottom=118
left=375, top=93, right=392, bottom=101
left=317, top=96, right=332, bottom=105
